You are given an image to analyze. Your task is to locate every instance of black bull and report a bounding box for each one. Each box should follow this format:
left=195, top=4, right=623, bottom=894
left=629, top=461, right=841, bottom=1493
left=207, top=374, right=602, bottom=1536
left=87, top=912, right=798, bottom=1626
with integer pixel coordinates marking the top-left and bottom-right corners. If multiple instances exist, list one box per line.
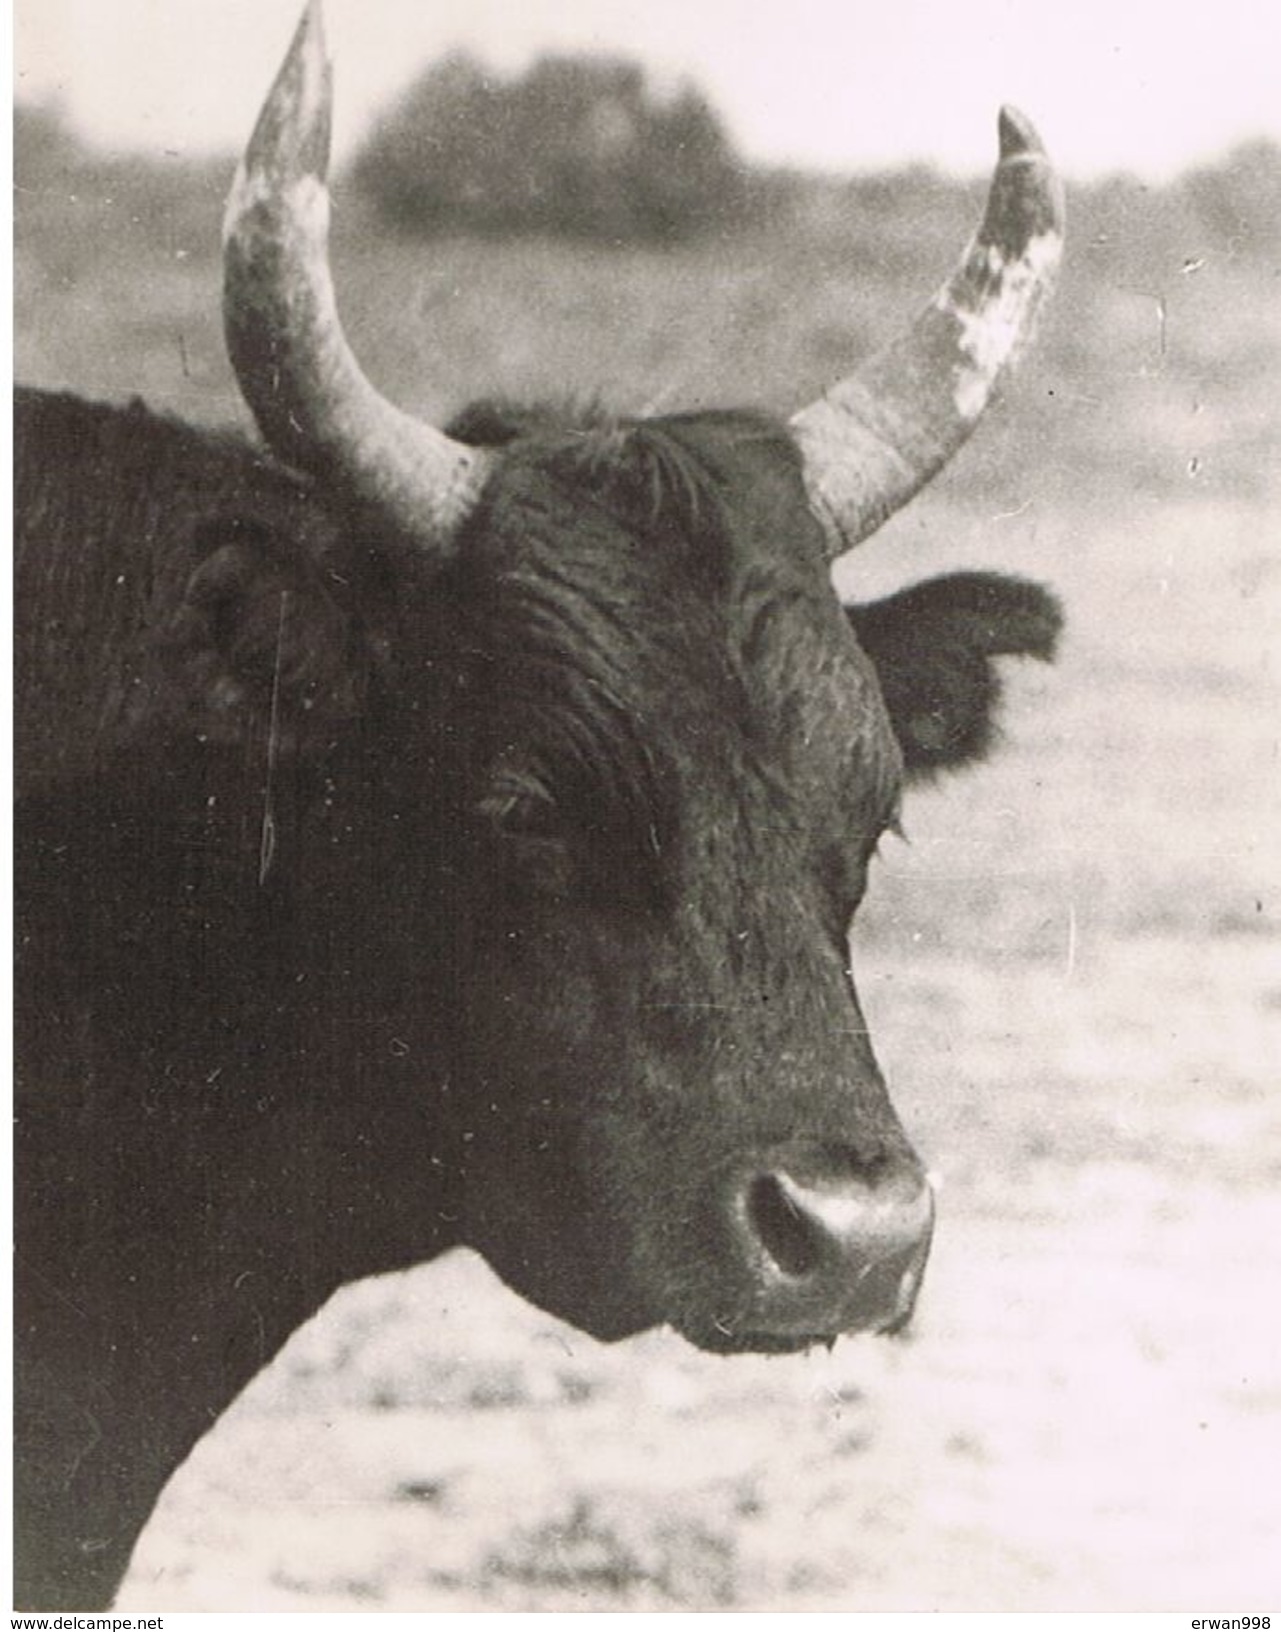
left=13, top=3, right=1065, bottom=1611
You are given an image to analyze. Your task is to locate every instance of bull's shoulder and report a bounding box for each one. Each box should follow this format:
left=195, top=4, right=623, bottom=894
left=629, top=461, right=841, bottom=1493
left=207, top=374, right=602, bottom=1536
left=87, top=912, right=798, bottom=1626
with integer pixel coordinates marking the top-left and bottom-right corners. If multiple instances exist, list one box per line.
left=14, top=386, right=308, bottom=522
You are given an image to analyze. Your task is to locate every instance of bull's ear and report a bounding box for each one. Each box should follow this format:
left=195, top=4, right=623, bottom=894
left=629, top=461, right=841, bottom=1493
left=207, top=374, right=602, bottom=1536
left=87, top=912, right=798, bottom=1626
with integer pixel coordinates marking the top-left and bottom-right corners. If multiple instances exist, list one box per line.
left=160, top=515, right=370, bottom=749
left=847, top=572, right=1062, bottom=778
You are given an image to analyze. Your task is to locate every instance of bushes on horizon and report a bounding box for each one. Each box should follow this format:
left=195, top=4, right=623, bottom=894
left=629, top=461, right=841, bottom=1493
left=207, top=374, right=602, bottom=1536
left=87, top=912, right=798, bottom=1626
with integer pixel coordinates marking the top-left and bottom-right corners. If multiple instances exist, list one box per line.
left=349, top=53, right=757, bottom=243
left=14, top=100, right=231, bottom=257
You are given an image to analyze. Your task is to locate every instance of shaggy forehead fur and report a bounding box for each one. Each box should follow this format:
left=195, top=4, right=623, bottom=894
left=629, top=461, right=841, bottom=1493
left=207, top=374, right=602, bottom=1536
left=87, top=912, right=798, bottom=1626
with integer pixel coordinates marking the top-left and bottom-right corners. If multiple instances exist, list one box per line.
left=441, top=405, right=904, bottom=891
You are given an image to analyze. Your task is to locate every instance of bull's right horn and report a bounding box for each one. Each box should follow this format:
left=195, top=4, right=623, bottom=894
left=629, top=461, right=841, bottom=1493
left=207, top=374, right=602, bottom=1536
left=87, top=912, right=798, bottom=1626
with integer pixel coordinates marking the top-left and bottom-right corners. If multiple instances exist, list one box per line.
left=223, top=0, right=489, bottom=552
left=792, top=107, right=1064, bottom=563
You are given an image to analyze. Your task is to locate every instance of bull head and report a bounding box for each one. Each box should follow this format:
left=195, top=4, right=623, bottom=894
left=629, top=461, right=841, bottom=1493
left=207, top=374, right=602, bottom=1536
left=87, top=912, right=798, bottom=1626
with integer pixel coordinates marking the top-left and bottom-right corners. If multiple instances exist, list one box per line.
left=223, top=0, right=1063, bottom=564
left=215, top=3, right=1065, bottom=1351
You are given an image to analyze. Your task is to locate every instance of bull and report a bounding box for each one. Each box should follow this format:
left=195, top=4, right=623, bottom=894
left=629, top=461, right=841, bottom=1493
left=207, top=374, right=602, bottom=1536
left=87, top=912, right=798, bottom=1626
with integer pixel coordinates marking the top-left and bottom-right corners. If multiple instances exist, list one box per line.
left=13, top=0, right=1064, bottom=1610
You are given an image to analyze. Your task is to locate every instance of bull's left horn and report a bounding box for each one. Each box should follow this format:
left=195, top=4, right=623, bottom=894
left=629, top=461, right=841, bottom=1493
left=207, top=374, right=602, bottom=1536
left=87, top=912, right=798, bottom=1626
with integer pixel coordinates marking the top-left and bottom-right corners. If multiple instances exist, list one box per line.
left=791, top=107, right=1064, bottom=562
left=222, top=0, right=488, bottom=550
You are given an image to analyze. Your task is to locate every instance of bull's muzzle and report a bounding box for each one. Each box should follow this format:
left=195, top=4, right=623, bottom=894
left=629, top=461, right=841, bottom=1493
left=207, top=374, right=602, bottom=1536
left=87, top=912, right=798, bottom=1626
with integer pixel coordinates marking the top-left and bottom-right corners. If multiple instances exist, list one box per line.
left=729, top=1141, right=935, bottom=1346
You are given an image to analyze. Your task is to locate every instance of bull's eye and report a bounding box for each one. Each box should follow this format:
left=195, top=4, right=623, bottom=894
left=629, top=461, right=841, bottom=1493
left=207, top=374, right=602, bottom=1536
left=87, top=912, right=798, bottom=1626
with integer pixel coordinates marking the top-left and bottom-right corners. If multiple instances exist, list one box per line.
left=473, top=757, right=554, bottom=835
left=478, top=777, right=560, bottom=841
left=475, top=770, right=578, bottom=899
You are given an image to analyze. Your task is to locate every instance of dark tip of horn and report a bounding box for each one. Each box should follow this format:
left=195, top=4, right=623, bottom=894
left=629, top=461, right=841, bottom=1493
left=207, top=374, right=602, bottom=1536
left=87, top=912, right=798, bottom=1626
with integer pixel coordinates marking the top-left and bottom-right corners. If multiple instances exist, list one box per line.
left=998, top=104, right=1044, bottom=160
left=244, top=0, right=332, bottom=184
left=302, top=0, right=327, bottom=59
left=287, top=0, right=326, bottom=64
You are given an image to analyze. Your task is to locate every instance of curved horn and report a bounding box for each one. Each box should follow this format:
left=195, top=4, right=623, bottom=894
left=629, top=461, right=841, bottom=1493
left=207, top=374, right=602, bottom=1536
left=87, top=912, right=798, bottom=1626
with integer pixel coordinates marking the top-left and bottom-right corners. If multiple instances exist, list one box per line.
left=791, top=107, right=1064, bottom=562
left=222, top=0, right=488, bottom=549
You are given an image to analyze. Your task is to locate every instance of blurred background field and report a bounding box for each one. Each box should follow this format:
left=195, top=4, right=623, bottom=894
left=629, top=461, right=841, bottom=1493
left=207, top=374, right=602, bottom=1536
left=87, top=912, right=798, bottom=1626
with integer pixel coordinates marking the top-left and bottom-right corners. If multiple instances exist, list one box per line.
left=14, top=75, right=1281, bottom=1611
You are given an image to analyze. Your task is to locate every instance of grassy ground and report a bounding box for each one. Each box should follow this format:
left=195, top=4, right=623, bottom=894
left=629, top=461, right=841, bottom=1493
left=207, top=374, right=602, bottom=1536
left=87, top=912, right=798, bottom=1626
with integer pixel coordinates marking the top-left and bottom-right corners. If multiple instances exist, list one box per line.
left=15, top=145, right=1281, bottom=1609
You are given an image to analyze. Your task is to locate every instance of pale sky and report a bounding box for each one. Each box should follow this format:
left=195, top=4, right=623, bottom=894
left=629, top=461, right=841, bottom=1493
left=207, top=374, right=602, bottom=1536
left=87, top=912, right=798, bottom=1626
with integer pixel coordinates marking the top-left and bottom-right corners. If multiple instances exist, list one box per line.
left=12, top=0, right=1281, bottom=179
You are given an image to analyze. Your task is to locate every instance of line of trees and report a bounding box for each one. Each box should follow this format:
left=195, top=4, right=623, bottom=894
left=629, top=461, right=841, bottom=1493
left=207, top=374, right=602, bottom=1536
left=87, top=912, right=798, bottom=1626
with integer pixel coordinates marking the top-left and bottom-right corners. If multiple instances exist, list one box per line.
left=16, top=78, right=1281, bottom=258
left=350, top=53, right=759, bottom=243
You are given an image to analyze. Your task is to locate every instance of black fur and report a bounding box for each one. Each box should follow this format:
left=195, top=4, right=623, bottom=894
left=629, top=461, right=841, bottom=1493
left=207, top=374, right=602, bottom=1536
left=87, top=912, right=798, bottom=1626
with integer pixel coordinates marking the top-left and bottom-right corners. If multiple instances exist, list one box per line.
left=849, top=572, right=1063, bottom=775
left=15, top=384, right=1060, bottom=1610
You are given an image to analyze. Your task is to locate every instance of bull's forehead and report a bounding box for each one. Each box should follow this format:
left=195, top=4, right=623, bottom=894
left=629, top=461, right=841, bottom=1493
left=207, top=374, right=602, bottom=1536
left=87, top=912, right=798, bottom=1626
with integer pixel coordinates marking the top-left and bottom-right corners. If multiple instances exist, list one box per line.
left=450, top=408, right=903, bottom=867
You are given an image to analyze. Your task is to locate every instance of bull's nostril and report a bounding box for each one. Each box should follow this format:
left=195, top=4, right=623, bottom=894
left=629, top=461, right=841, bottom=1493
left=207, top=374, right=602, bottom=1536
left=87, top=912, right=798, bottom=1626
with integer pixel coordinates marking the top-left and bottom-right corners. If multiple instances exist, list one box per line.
left=746, top=1174, right=822, bottom=1279
left=731, top=1145, right=934, bottom=1342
